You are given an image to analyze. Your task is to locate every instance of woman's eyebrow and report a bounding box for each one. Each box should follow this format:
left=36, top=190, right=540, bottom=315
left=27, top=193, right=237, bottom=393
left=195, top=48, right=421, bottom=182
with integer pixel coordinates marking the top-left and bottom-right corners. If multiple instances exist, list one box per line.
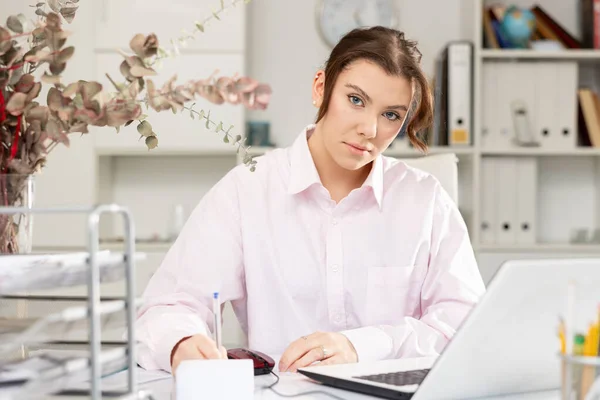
left=344, top=83, right=408, bottom=111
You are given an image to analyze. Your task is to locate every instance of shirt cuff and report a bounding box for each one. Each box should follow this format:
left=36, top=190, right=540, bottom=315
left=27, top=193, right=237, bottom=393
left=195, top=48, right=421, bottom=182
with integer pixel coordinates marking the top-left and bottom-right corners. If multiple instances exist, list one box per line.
left=340, top=326, right=393, bottom=362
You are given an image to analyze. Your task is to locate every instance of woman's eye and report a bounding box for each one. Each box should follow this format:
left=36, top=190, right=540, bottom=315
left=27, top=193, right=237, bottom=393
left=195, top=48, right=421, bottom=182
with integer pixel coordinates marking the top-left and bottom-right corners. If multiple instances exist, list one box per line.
left=348, top=95, right=363, bottom=106
left=384, top=112, right=400, bottom=121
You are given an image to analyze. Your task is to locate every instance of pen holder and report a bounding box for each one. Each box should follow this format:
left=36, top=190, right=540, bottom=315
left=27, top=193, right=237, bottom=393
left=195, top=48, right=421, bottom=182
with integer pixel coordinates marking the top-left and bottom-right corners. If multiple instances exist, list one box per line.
left=560, top=354, right=600, bottom=400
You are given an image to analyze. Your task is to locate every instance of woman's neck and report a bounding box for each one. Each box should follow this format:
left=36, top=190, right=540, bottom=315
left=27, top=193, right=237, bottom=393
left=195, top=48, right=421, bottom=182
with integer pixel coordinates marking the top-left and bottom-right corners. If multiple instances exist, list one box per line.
left=307, top=126, right=372, bottom=203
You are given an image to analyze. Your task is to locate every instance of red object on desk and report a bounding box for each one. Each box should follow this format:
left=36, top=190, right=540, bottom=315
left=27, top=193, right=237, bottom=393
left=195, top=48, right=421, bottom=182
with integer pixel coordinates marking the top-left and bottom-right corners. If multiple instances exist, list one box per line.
left=227, top=348, right=275, bottom=376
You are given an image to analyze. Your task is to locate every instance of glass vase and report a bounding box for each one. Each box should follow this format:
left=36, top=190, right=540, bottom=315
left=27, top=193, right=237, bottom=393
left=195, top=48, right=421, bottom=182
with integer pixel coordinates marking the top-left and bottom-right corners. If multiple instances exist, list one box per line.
left=0, top=174, right=35, bottom=255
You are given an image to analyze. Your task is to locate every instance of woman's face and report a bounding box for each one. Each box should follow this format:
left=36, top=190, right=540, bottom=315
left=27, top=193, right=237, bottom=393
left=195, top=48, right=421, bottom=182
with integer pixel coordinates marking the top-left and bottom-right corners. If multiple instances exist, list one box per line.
left=313, top=59, right=413, bottom=171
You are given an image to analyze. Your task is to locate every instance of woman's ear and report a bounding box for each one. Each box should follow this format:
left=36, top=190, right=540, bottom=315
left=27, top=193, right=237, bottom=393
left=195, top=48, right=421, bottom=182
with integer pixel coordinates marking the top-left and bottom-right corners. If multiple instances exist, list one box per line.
left=311, top=70, right=325, bottom=108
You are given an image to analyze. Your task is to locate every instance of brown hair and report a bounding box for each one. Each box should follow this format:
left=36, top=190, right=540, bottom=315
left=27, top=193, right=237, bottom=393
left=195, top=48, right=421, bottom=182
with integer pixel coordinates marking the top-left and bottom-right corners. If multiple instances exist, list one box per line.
left=315, top=26, right=433, bottom=153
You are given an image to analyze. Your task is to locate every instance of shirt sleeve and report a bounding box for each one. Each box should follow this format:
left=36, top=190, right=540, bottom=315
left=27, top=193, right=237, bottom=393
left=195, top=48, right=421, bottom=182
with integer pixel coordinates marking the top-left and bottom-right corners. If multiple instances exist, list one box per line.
left=134, top=169, right=246, bottom=373
left=341, top=181, right=486, bottom=362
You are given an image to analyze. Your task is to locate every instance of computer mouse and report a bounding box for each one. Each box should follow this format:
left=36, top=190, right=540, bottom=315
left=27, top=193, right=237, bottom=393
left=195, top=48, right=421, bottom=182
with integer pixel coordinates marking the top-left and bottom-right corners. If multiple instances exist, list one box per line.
left=227, top=348, right=275, bottom=376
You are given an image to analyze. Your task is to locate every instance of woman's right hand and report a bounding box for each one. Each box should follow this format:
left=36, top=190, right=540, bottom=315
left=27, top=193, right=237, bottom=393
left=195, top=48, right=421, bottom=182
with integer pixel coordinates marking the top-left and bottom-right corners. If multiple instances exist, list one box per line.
left=170, top=334, right=228, bottom=375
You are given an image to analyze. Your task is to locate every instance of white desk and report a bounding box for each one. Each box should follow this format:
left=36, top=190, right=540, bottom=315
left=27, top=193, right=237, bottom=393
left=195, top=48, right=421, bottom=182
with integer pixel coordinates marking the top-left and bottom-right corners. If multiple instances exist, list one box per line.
left=46, top=367, right=561, bottom=400
left=133, top=372, right=561, bottom=400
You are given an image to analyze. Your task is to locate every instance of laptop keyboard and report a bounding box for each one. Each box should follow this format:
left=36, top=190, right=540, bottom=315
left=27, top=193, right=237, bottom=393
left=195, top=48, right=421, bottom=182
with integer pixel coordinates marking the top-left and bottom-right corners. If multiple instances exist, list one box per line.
left=353, top=368, right=430, bottom=387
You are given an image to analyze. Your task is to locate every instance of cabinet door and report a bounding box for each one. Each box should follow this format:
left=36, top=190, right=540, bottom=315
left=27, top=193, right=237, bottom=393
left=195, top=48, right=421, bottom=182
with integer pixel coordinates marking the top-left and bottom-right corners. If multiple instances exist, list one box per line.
left=92, top=52, right=246, bottom=153
left=95, top=0, right=245, bottom=53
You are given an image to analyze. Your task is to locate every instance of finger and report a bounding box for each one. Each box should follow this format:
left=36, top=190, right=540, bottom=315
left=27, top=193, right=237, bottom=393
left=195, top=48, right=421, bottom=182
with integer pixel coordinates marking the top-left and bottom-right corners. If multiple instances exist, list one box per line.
left=192, top=336, right=223, bottom=359
left=287, top=347, right=324, bottom=373
left=219, top=346, right=228, bottom=359
left=315, top=355, right=343, bottom=367
left=197, top=342, right=223, bottom=359
left=279, top=335, right=317, bottom=372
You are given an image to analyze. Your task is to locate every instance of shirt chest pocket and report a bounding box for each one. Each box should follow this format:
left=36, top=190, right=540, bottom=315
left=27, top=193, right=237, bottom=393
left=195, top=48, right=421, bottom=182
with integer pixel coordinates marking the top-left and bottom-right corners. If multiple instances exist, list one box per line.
left=365, top=265, right=426, bottom=325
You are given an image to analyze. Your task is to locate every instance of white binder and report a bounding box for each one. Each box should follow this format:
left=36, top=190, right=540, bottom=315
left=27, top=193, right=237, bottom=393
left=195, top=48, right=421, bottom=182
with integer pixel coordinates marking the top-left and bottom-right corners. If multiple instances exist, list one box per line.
left=494, top=62, right=514, bottom=149
left=515, top=157, right=538, bottom=245
left=494, top=157, right=518, bottom=245
left=480, top=157, right=497, bottom=245
left=534, top=63, right=558, bottom=148
left=481, top=63, right=498, bottom=149
left=534, top=62, right=578, bottom=149
left=447, top=42, right=472, bottom=146
left=555, top=62, right=579, bottom=149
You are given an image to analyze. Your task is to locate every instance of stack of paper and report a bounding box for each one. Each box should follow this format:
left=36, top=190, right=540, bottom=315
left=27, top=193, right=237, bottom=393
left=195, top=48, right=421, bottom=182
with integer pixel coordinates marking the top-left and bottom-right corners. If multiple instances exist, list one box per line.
left=0, top=251, right=146, bottom=294
left=0, top=299, right=143, bottom=358
left=0, top=347, right=127, bottom=399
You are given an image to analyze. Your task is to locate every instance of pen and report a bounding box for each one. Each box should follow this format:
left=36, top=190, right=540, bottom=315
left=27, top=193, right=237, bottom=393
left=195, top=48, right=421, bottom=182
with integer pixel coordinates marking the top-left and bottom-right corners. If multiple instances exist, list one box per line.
left=213, top=292, right=222, bottom=350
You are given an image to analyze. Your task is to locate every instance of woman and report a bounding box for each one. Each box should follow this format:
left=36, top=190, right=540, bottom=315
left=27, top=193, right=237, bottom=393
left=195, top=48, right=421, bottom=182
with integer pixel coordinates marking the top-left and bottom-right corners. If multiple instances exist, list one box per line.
left=135, top=26, right=486, bottom=375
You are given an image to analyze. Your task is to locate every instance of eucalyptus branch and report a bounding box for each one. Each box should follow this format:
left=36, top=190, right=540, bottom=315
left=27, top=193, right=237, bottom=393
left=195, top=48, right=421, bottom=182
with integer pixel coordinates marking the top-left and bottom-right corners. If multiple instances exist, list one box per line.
left=149, top=0, right=251, bottom=65
left=183, top=105, right=257, bottom=171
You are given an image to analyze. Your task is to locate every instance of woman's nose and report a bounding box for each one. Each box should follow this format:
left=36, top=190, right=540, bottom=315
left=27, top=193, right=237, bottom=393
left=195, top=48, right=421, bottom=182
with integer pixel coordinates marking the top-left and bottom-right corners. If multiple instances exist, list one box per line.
left=358, top=118, right=377, bottom=139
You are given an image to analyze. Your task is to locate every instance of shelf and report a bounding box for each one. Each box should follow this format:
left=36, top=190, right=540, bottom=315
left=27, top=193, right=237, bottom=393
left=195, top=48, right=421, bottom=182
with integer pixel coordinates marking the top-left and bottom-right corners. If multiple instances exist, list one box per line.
left=480, top=49, right=600, bottom=61
left=481, top=148, right=600, bottom=156
left=95, top=147, right=239, bottom=157
left=384, top=146, right=475, bottom=157
left=478, top=244, right=600, bottom=253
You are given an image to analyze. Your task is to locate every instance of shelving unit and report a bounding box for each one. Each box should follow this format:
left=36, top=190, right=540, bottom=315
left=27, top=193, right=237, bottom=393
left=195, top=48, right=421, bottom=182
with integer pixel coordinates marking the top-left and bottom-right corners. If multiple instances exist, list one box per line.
left=480, top=48, right=600, bottom=61
left=471, top=0, right=600, bottom=257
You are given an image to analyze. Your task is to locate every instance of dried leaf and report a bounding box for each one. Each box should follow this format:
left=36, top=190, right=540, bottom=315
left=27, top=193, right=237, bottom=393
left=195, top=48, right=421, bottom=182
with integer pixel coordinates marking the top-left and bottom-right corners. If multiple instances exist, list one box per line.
left=15, top=74, right=35, bottom=93
left=45, top=12, right=61, bottom=31
left=6, top=14, right=27, bottom=34
left=45, top=118, right=61, bottom=137
left=145, top=135, right=158, bottom=150
left=129, top=65, right=156, bottom=78
left=81, top=81, right=102, bottom=101
left=60, top=4, right=78, bottom=23
left=24, top=48, right=53, bottom=63
left=124, top=119, right=134, bottom=127
left=41, top=72, right=61, bottom=84
left=57, top=46, right=74, bottom=63
left=129, top=34, right=146, bottom=59
left=62, top=81, right=82, bottom=97
left=119, top=60, right=133, bottom=81
left=26, top=106, right=50, bottom=123
left=0, top=27, right=12, bottom=56
left=26, top=82, right=42, bottom=102
left=129, top=33, right=158, bottom=59
left=69, top=122, right=89, bottom=134
left=47, top=87, right=64, bottom=111
left=6, top=93, right=28, bottom=116
left=136, top=120, right=153, bottom=137
left=48, top=0, right=61, bottom=13
left=195, top=22, right=204, bottom=32
left=49, top=61, right=66, bottom=75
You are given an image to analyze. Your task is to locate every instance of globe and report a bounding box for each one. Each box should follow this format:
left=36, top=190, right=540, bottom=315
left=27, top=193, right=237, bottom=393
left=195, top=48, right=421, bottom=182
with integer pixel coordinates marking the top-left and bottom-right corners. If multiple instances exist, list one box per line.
left=501, top=6, right=536, bottom=48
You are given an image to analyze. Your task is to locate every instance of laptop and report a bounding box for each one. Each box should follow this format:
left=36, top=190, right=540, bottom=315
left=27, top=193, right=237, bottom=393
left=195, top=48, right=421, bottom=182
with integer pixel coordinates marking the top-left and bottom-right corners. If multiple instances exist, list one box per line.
left=298, top=258, right=600, bottom=399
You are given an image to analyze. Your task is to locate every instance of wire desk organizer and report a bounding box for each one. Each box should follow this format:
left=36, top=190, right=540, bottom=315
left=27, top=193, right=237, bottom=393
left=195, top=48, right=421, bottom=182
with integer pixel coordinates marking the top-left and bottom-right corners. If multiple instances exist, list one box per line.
left=0, top=204, right=151, bottom=400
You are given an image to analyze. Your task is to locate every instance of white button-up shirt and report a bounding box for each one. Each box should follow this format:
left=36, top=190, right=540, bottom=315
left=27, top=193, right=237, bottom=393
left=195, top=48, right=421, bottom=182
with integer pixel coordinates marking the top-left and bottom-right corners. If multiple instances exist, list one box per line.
left=135, top=125, right=486, bottom=373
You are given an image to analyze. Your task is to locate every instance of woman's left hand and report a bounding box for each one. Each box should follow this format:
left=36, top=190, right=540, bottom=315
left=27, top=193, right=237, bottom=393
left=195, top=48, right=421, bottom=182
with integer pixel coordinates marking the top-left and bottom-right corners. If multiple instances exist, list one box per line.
left=278, top=331, right=358, bottom=372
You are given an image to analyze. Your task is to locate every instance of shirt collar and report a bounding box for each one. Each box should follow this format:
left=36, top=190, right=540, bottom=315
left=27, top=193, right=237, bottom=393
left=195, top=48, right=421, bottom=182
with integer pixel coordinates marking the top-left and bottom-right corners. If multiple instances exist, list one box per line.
left=361, top=155, right=384, bottom=209
left=287, top=124, right=384, bottom=209
left=287, top=125, right=322, bottom=195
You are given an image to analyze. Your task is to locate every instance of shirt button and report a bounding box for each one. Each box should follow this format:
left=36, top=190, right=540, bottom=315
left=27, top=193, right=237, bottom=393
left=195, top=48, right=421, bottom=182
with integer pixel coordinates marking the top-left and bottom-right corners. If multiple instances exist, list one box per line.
left=331, top=265, right=339, bottom=272
left=334, top=315, right=341, bottom=323
left=332, top=219, right=338, bottom=225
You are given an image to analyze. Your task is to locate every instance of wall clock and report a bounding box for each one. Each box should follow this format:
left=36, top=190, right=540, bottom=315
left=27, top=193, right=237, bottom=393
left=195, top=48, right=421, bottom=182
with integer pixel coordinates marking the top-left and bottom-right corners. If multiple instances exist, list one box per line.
left=316, top=0, right=398, bottom=48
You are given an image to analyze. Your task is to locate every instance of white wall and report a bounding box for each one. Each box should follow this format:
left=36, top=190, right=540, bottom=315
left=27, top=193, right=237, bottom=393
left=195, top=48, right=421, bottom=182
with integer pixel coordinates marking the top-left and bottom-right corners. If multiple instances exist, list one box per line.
left=246, top=0, right=469, bottom=147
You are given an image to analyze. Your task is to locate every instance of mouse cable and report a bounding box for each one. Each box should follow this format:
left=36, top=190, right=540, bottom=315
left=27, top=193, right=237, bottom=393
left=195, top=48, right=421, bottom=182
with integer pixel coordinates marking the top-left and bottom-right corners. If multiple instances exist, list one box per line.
left=259, top=370, right=346, bottom=400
